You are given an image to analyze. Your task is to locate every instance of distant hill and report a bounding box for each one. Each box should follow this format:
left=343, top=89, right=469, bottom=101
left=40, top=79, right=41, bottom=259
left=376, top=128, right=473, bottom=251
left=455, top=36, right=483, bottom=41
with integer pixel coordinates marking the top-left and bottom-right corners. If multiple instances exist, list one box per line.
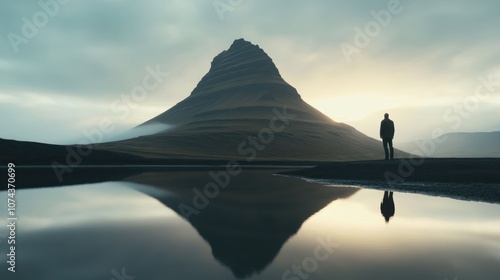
left=0, top=138, right=141, bottom=165
left=398, top=131, right=500, bottom=157
left=97, top=39, right=401, bottom=162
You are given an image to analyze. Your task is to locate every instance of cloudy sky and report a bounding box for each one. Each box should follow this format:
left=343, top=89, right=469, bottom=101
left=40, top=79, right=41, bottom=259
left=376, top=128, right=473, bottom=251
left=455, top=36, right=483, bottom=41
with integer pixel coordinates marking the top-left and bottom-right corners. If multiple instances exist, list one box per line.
left=1, top=0, right=499, bottom=144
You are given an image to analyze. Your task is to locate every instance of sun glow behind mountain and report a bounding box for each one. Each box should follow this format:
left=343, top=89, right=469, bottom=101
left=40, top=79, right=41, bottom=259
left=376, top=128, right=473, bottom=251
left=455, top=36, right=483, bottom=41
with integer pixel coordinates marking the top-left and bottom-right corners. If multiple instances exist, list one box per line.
left=0, top=1, right=499, bottom=145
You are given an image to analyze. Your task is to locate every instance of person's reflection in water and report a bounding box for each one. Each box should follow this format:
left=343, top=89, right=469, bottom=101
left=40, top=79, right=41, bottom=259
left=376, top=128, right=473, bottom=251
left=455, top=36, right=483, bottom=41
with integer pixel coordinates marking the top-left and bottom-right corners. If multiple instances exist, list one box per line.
left=380, top=191, right=395, bottom=223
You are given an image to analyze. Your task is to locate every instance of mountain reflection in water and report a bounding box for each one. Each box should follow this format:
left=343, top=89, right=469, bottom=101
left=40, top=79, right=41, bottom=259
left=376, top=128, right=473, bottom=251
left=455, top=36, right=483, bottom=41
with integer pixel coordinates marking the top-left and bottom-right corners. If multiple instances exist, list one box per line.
left=125, top=169, right=358, bottom=278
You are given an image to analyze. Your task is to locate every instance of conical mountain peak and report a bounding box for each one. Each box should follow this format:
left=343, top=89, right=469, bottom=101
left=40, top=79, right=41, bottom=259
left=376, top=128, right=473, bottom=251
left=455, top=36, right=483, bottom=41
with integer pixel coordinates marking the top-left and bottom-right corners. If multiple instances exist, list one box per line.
left=104, top=39, right=390, bottom=162
left=190, top=39, right=283, bottom=96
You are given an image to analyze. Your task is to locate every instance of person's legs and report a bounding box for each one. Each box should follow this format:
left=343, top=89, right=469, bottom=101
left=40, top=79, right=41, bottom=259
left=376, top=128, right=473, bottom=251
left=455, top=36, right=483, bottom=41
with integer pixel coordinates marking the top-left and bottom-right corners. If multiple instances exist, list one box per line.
left=382, top=138, right=389, bottom=160
left=388, top=138, right=394, bottom=159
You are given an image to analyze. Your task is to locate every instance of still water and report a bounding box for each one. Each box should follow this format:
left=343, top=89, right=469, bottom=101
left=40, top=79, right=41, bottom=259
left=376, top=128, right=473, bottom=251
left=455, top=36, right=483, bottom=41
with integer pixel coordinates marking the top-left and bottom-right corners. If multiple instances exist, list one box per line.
left=1, top=169, right=499, bottom=280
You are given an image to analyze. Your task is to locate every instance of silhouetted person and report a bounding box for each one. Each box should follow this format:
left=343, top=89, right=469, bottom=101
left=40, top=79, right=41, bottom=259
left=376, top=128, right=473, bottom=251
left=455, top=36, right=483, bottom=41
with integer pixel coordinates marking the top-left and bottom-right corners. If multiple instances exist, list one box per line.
left=380, top=191, right=395, bottom=223
left=380, top=113, right=395, bottom=160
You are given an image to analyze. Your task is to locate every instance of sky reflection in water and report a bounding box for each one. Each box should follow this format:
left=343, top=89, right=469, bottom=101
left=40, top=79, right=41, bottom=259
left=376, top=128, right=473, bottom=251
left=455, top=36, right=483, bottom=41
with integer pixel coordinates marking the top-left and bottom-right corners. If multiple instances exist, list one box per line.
left=0, top=170, right=499, bottom=280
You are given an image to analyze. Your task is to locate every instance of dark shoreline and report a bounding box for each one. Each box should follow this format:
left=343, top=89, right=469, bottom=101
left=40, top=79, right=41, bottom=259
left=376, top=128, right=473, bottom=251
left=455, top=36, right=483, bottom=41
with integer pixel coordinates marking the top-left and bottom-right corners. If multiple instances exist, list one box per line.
left=279, top=158, right=500, bottom=204
left=3, top=158, right=499, bottom=203
left=0, top=163, right=311, bottom=191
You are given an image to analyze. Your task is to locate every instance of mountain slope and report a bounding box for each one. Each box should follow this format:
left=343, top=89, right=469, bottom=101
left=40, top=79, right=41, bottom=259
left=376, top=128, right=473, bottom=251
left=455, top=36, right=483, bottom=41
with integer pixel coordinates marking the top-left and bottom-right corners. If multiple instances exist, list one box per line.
left=97, top=39, right=395, bottom=161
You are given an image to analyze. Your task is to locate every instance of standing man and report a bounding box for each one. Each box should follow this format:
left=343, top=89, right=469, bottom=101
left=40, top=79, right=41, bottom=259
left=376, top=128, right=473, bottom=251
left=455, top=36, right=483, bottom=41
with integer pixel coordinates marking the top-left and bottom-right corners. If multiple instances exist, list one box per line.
left=380, top=113, right=395, bottom=160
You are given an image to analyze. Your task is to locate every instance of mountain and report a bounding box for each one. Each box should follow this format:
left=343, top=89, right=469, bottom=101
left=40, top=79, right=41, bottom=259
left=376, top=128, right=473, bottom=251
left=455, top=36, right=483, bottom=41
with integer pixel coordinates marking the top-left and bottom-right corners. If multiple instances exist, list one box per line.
left=398, top=131, right=500, bottom=158
left=96, top=39, right=394, bottom=161
left=1, top=38, right=402, bottom=165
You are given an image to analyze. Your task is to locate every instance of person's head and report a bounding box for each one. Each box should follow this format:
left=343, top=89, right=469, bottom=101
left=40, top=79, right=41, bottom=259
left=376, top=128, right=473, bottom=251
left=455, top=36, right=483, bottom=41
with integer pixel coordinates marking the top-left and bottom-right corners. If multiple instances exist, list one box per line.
left=384, top=113, right=389, bottom=119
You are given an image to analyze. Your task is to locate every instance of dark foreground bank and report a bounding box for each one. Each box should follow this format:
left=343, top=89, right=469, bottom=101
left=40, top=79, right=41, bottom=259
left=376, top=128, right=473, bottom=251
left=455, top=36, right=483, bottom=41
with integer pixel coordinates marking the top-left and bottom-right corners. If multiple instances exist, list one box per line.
left=279, top=158, right=500, bottom=203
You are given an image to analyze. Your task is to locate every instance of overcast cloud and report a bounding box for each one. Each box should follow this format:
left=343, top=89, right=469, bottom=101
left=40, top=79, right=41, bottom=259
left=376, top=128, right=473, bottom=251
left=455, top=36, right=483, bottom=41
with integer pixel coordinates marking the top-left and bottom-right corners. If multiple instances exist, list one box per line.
left=1, top=0, right=499, bottom=144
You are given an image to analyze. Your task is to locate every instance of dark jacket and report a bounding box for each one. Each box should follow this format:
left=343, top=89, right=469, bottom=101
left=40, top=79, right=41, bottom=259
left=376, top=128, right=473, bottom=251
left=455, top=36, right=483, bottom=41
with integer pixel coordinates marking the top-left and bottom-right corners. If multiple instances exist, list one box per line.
left=380, top=119, right=395, bottom=139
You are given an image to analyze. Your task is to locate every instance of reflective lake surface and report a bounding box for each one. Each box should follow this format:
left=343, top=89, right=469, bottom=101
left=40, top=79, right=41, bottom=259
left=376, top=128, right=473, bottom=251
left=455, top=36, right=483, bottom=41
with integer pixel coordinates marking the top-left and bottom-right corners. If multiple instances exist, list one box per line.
left=1, top=169, right=499, bottom=280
